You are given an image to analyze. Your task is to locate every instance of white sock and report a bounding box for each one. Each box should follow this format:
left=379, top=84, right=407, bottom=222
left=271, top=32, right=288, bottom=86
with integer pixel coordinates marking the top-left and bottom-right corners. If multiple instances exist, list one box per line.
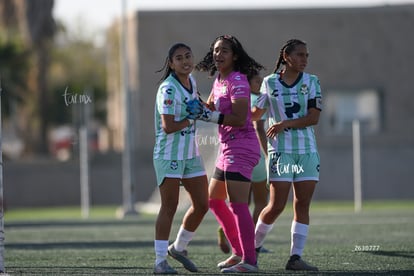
left=173, top=225, right=195, bottom=252
left=290, top=221, right=309, bottom=256
left=154, top=240, right=169, bottom=266
left=255, top=218, right=274, bottom=248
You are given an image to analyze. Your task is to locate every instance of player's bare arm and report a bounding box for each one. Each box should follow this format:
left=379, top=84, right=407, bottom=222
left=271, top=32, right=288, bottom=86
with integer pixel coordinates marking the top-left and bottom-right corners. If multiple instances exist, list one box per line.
left=221, top=98, right=248, bottom=127
left=251, top=106, right=266, bottom=121
left=161, top=114, right=192, bottom=134
left=267, top=108, right=320, bottom=139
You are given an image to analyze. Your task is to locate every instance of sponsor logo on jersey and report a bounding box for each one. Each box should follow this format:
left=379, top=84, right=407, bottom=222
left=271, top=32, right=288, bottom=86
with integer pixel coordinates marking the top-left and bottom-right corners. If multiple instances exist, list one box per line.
left=226, top=155, right=235, bottom=164
left=300, top=84, right=309, bottom=94
left=164, top=87, right=173, bottom=95
left=181, top=129, right=195, bottom=136
left=234, top=84, right=247, bottom=95
left=233, top=85, right=247, bottom=89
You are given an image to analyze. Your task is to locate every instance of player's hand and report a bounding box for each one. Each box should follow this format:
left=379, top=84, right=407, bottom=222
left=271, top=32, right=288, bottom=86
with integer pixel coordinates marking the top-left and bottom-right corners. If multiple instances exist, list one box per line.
left=186, top=99, right=204, bottom=120
left=266, top=122, right=286, bottom=139
left=186, top=98, right=221, bottom=123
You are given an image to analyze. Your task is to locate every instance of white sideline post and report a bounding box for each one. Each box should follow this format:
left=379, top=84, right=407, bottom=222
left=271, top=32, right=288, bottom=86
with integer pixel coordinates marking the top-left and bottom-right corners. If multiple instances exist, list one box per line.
left=78, top=90, right=91, bottom=219
left=119, top=0, right=137, bottom=217
left=0, top=78, right=6, bottom=272
left=79, top=118, right=90, bottom=218
left=352, top=119, right=362, bottom=213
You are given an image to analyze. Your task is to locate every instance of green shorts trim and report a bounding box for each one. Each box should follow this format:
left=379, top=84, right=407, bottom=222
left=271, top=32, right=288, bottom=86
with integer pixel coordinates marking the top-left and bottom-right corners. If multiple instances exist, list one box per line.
left=251, top=152, right=266, bottom=183
left=268, top=152, right=320, bottom=182
left=153, top=156, right=206, bottom=186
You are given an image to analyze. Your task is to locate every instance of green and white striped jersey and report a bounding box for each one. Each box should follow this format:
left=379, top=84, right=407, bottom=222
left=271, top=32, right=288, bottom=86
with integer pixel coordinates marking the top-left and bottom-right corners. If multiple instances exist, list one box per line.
left=256, top=72, right=322, bottom=154
left=153, top=74, right=199, bottom=160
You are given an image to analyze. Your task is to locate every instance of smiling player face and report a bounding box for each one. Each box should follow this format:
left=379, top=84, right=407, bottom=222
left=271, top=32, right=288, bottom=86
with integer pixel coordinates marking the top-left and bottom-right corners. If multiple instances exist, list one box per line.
left=169, top=47, right=194, bottom=77
left=213, top=39, right=237, bottom=77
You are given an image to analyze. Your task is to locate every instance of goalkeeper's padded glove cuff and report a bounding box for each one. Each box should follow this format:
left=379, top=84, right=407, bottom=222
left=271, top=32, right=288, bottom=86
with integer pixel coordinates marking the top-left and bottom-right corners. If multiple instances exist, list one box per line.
left=217, top=113, right=224, bottom=125
left=187, top=119, right=195, bottom=126
left=209, top=111, right=224, bottom=124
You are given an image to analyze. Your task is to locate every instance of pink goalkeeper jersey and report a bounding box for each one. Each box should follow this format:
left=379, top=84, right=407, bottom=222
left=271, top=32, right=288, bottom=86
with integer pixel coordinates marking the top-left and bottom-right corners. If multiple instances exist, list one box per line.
left=211, top=71, right=257, bottom=142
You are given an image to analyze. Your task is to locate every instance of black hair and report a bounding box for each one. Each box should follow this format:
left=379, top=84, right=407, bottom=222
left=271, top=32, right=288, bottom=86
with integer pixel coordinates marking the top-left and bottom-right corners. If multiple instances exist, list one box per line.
left=246, top=68, right=259, bottom=83
left=195, top=35, right=264, bottom=77
left=156, top=43, right=192, bottom=83
left=273, top=39, right=307, bottom=73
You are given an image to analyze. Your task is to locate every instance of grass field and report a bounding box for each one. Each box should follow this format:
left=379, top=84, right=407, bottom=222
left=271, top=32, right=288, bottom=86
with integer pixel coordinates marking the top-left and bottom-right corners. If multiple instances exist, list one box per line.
left=3, top=200, right=414, bottom=275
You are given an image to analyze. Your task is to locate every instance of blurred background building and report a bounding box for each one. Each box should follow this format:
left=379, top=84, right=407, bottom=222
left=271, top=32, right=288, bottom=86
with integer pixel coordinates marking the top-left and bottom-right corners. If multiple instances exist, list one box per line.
left=107, top=5, right=414, bottom=203
left=2, top=1, right=414, bottom=208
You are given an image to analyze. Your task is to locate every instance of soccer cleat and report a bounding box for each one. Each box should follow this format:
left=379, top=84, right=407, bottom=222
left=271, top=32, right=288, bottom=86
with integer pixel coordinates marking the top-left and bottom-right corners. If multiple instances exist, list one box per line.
left=168, top=244, right=198, bottom=272
left=217, top=254, right=242, bottom=269
left=221, top=261, right=259, bottom=273
left=256, top=246, right=271, bottom=253
left=217, top=227, right=230, bottom=254
left=153, top=260, right=177, bottom=274
left=285, top=255, right=318, bottom=271
left=255, top=246, right=270, bottom=260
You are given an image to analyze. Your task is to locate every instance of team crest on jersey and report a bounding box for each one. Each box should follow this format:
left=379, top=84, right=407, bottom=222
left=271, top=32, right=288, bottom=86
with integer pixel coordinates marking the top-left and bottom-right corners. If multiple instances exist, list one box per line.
left=221, top=85, right=227, bottom=95
left=271, top=89, right=279, bottom=97
left=170, top=161, right=178, bottom=170
left=300, top=84, right=309, bottom=94
left=164, top=99, right=173, bottom=106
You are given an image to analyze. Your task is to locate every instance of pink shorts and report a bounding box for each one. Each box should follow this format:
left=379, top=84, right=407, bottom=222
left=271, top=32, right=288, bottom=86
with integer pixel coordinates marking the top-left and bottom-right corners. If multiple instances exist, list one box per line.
left=216, top=137, right=260, bottom=180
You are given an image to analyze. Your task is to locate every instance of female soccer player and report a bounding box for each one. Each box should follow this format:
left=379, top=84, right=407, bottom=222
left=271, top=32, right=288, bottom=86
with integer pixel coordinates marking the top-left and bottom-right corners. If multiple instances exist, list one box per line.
left=153, top=43, right=209, bottom=274
left=186, top=35, right=264, bottom=273
left=216, top=69, right=270, bottom=255
left=248, top=69, right=269, bottom=228
left=253, top=39, right=322, bottom=271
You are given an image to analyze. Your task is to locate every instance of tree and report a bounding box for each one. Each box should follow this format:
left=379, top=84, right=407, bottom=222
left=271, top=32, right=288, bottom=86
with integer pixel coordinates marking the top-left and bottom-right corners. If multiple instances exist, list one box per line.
left=0, top=0, right=55, bottom=154
left=48, top=21, right=107, bottom=127
left=1, top=1, right=107, bottom=156
left=0, top=36, right=30, bottom=119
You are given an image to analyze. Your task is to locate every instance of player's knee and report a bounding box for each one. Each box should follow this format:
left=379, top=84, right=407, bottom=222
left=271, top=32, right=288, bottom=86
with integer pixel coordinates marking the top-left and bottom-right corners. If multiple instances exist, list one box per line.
left=266, top=203, right=285, bottom=218
left=160, top=200, right=179, bottom=216
left=295, top=200, right=310, bottom=216
left=194, top=200, right=209, bottom=215
left=294, top=198, right=311, bottom=211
